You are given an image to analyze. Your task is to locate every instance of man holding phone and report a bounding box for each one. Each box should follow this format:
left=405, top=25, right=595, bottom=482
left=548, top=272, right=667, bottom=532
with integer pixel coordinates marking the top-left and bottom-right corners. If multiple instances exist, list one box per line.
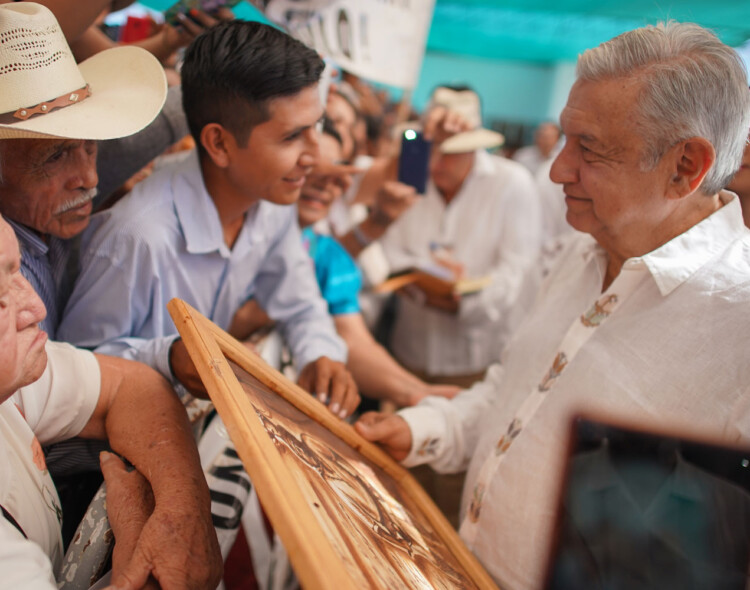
left=381, top=85, right=542, bottom=389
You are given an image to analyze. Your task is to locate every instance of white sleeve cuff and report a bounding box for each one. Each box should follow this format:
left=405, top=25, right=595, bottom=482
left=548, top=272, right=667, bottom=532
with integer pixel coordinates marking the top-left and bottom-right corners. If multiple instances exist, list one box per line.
left=398, top=404, right=449, bottom=468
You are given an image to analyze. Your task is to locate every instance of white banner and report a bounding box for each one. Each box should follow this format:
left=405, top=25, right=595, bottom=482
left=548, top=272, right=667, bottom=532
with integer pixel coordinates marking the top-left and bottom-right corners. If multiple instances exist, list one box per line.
left=263, top=0, right=435, bottom=89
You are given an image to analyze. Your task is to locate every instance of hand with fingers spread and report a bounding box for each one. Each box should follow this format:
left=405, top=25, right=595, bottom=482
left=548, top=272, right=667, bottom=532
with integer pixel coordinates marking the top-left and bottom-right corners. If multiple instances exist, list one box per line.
left=297, top=356, right=360, bottom=419
left=354, top=411, right=412, bottom=461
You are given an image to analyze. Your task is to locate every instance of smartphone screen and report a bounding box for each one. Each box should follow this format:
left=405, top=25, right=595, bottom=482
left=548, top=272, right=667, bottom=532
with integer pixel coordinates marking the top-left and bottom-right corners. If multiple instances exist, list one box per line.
left=397, top=129, right=432, bottom=194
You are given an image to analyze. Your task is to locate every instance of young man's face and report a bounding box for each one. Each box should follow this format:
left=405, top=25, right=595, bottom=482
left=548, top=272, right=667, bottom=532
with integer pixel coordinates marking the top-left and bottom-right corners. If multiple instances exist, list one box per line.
left=226, top=85, right=323, bottom=206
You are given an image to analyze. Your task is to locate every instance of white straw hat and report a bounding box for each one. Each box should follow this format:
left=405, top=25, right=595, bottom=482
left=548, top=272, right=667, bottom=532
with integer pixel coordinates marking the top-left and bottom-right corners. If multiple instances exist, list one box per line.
left=0, top=2, right=167, bottom=140
left=428, top=87, right=504, bottom=154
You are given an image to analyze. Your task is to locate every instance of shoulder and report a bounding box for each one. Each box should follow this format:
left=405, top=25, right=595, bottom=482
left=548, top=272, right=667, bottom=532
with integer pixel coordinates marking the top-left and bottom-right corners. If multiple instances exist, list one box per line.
left=84, top=170, right=184, bottom=262
left=14, top=342, right=100, bottom=433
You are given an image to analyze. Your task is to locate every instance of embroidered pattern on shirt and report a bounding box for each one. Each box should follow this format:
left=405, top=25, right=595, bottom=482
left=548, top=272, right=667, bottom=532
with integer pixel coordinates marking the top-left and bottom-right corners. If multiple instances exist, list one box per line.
left=538, top=351, right=568, bottom=392
left=416, top=438, right=440, bottom=457
left=467, top=482, right=485, bottom=523
left=580, top=294, right=618, bottom=327
left=495, top=418, right=522, bottom=456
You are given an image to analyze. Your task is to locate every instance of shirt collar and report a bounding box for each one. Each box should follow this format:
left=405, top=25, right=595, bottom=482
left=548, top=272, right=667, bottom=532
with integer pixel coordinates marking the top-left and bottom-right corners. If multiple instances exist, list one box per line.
left=639, top=192, right=746, bottom=296
left=6, top=218, right=47, bottom=257
left=172, top=150, right=266, bottom=258
left=172, top=150, right=230, bottom=257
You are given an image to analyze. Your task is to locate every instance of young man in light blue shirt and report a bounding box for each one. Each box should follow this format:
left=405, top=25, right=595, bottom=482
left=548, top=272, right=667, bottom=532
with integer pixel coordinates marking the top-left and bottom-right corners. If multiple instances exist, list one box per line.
left=59, top=21, right=359, bottom=418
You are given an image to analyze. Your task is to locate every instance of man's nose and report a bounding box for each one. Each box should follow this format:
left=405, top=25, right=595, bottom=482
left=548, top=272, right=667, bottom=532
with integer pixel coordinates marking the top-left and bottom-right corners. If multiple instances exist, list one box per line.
left=549, top=140, right=576, bottom=185
left=65, top=141, right=98, bottom=191
left=14, top=273, right=46, bottom=330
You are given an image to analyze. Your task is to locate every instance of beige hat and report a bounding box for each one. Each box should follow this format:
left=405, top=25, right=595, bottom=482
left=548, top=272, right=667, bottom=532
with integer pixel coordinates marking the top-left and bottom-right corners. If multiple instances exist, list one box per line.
left=0, top=2, right=167, bottom=140
left=428, top=87, right=504, bottom=154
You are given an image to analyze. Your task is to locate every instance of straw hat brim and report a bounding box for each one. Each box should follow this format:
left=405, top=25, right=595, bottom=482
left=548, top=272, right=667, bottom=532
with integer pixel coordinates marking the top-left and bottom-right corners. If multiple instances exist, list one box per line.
left=440, top=128, right=505, bottom=154
left=0, top=45, right=167, bottom=140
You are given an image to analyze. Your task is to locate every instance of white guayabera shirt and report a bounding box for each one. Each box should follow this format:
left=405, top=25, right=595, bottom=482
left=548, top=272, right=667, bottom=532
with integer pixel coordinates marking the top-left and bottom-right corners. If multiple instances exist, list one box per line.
left=380, top=150, right=543, bottom=377
left=399, top=193, right=750, bottom=589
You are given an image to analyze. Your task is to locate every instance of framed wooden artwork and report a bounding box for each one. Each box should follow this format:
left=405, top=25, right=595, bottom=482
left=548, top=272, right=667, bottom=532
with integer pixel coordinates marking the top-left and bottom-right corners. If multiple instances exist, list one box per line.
left=167, top=298, right=498, bottom=590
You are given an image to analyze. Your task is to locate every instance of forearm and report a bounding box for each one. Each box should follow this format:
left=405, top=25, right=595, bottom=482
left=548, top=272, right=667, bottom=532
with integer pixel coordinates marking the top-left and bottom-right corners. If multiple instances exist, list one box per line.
left=92, top=355, right=209, bottom=507
left=399, top=364, right=502, bottom=473
left=338, top=214, right=391, bottom=258
left=69, top=25, right=115, bottom=62
left=335, top=314, right=423, bottom=406
left=133, top=28, right=184, bottom=63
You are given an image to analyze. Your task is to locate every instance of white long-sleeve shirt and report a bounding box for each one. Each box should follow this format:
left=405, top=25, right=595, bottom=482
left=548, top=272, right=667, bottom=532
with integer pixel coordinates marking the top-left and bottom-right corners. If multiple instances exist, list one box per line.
left=380, top=150, right=543, bottom=376
left=399, top=193, right=750, bottom=589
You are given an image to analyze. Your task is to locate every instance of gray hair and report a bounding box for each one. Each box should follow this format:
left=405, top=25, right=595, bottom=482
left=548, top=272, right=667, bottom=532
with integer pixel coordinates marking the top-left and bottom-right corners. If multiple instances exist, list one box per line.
left=576, top=21, right=750, bottom=195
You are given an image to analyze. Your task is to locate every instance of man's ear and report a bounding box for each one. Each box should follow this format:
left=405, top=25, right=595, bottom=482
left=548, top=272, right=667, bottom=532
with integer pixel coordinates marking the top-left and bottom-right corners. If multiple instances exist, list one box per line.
left=667, top=137, right=715, bottom=199
left=200, top=123, right=235, bottom=169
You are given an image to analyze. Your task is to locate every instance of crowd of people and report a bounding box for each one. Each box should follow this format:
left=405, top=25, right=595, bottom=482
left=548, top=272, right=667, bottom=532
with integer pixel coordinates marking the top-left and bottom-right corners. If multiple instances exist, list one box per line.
left=1, top=1, right=750, bottom=589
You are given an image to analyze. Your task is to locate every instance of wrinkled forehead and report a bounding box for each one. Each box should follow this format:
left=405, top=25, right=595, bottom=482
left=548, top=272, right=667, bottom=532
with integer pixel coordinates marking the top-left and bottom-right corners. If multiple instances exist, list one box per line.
left=561, top=78, right=643, bottom=141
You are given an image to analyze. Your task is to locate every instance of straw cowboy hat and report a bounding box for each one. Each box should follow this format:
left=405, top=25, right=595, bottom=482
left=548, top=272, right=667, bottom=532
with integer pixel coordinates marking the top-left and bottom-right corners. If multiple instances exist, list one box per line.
left=429, top=86, right=504, bottom=154
left=0, top=2, right=167, bottom=140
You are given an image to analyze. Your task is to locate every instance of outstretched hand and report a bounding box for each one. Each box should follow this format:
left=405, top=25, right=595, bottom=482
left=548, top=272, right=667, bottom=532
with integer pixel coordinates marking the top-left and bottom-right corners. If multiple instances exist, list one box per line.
left=355, top=411, right=412, bottom=461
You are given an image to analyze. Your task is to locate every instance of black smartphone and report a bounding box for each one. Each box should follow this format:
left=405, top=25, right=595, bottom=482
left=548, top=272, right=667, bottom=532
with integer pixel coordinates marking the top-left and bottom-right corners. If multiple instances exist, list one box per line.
left=397, top=129, right=432, bottom=194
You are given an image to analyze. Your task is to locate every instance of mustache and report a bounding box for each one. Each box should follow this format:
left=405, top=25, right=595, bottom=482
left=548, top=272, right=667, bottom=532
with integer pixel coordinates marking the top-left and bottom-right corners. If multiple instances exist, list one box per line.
left=54, top=188, right=98, bottom=215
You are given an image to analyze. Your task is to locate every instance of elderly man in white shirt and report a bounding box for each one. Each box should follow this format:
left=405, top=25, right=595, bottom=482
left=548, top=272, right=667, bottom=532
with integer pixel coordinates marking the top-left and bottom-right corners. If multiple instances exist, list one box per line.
left=356, top=22, right=750, bottom=590
left=380, top=85, right=543, bottom=388
left=0, top=213, right=222, bottom=589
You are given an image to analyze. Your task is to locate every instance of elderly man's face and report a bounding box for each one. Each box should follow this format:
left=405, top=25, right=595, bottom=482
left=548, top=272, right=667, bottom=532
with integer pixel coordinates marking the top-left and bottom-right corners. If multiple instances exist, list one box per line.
left=0, top=216, right=47, bottom=403
left=0, top=138, right=98, bottom=239
left=430, top=150, right=474, bottom=199
left=550, top=78, right=675, bottom=252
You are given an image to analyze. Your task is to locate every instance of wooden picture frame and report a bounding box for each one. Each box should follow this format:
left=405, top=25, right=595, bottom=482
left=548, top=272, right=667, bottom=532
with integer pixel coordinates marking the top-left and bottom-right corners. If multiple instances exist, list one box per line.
left=168, top=298, right=498, bottom=590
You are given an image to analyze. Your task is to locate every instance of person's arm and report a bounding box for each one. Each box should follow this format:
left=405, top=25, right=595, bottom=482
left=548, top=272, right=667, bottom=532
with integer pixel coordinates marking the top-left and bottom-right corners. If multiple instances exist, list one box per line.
left=78, top=354, right=222, bottom=590
left=20, top=0, right=116, bottom=42
left=58, top=221, right=177, bottom=383
left=334, top=313, right=458, bottom=406
left=70, top=9, right=226, bottom=63
left=254, top=209, right=348, bottom=369
left=338, top=180, right=418, bottom=258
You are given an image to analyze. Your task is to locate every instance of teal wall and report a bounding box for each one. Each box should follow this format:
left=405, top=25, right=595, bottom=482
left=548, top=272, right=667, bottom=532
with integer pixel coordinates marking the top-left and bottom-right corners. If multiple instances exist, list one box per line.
left=406, top=52, right=576, bottom=132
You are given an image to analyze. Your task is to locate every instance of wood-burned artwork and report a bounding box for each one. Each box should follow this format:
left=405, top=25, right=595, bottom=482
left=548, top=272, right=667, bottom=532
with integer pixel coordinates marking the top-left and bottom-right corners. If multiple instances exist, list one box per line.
left=167, top=298, right=498, bottom=590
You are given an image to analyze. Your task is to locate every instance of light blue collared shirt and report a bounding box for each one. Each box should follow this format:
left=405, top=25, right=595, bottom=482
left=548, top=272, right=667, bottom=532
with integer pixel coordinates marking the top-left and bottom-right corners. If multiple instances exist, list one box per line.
left=58, top=150, right=346, bottom=382
left=8, top=219, right=69, bottom=338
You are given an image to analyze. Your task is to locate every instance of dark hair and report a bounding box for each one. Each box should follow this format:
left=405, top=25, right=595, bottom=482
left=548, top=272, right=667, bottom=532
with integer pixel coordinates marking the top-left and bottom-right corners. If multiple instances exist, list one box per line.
left=181, top=20, right=325, bottom=150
